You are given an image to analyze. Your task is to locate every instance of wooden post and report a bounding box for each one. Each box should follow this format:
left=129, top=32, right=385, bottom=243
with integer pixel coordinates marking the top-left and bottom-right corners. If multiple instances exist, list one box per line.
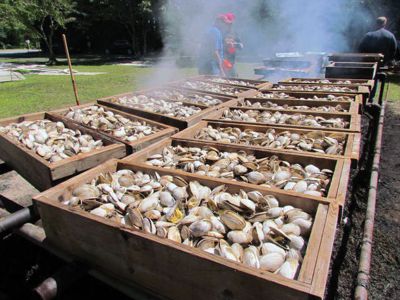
left=62, top=34, right=80, bottom=106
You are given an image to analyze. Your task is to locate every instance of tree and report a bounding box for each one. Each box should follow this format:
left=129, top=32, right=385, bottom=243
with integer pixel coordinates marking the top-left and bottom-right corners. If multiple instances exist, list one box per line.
left=90, top=0, right=162, bottom=55
left=5, top=0, right=77, bottom=64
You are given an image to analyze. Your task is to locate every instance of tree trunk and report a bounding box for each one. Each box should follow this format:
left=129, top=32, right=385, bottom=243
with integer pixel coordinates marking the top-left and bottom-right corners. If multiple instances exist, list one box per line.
left=143, top=29, right=148, bottom=55
left=46, top=24, right=57, bottom=65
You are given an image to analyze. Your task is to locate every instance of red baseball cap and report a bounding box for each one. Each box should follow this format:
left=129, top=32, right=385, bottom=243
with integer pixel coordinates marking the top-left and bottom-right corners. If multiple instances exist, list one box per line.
left=225, top=13, right=236, bottom=23
left=217, top=13, right=233, bottom=24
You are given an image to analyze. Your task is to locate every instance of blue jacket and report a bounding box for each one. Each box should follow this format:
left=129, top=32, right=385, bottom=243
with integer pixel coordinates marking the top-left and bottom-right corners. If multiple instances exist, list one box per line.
left=360, top=28, right=397, bottom=64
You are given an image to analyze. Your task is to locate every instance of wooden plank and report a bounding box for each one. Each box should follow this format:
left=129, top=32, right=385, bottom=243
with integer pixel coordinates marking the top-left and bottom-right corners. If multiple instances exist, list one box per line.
left=34, top=159, right=334, bottom=299
left=0, top=113, right=126, bottom=191
left=325, top=62, right=378, bottom=80
left=298, top=204, right=328, bottom=284
left=334, top=159, right=352, bottom=206
left=310, top=204, right=340, bottom=298
left=50, top=103, right=178, bottom=154
left=172, top=121, right=360, bottom=162
left=123, top=138, right=343, bottom=202
left=205, top=107, right=361, bottom=133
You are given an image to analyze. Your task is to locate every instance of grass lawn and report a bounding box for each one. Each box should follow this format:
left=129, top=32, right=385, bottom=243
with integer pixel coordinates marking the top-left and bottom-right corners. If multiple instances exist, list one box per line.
left=387, top=74, right=400, bottom=101
left=0, top=57, right=198, bottom=118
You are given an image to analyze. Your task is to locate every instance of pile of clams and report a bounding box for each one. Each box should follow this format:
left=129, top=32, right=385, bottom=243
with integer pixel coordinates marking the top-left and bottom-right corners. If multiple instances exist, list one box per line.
left=65, top=169, right=314, bottom=279
left=145, top=145, right=332, bottom=197
left=237, top=100, right=346, bottom=113
left=110, top=95, right=202, bottom=119
left=181, top=81, right=245, bottom=96
left=208, top=77, right=259, bottom=88
left=220, top=109, right=349, bottom=129
left=255, top=92, right=354, bottom=102
left=288, top=79, right=353, bottom=85
left=271, top=85, right=357, bottom=93
left=147, top=89, right=224, bottom=107
left=0, top=120, right=103, bottom=163
left=64, top=105, right=160, bottom=142
left=194, top=125, right=345, bottom=155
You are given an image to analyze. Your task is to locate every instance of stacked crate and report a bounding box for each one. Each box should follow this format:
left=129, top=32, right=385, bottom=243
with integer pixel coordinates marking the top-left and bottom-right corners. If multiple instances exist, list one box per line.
left=0, top=73, right=372, bottom=299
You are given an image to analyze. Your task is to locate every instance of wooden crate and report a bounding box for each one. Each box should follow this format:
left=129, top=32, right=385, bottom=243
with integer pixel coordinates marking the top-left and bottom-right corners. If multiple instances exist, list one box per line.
left=123, top=138, right=351, bottom=204
left=279, top=78, right=375, bottom=91
left=191, top=75, right=272, bottom=90
left=205, top=107, right=361, bottom=133
left=34, top=159, right=340, bottom=299
left=0, top=112, right=126, bottom=191
left=263, top=84, right=370, bottom=105
left=51, top=103, right=177, bottom=154
left=325, top=62, right=378, bottom=80
left=97, top=88, right=227, bottom=130
left=168, top=79, right=258, bottom=98
left=172, top=121, right=361, bottom=162
left=230, top=97, right=359, bottom=115
left=328, top=53, right=384, bottom=67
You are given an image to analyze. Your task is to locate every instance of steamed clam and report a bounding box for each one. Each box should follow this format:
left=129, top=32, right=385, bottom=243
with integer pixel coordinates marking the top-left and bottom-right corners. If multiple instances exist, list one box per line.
left=144, top=145, right=332, bottom=197
left=207, top=77, right=259, bottom=88
left=194, top=125, right=345, bottom=155
left=0, top=119, right=104, bottom=162
left=64, top=168, right=314, bottom=280
left=64, top=105, right=160, bottom=142
left=288, top=79, right=353, bottom=85
left=220, top=109, right=349, bottom=129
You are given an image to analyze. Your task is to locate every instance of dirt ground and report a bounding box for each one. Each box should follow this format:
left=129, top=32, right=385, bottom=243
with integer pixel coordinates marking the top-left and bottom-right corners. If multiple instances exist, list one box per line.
left=326, top=99, right=400, bottom=299
left=0, top=101, right=399, bottom=299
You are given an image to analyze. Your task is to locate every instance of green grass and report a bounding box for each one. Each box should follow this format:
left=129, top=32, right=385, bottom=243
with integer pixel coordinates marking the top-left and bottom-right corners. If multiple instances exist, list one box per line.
left=0, top=60, right=196, bottom=118
left=387, top=75, right=400, bottom=101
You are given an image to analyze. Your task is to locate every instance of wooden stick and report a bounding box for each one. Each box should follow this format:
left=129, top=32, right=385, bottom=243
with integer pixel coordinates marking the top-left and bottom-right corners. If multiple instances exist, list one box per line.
left=62, top=34, right=80, bottom=106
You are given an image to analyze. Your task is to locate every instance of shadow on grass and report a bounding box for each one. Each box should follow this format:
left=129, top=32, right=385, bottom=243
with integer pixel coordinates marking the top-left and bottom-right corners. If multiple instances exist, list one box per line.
left=0, top=52, right=143, bottom=66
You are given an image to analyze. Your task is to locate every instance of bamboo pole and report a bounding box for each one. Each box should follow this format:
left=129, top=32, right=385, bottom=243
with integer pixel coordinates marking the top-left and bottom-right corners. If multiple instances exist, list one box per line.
left=62, top=34, right=80, bottom=106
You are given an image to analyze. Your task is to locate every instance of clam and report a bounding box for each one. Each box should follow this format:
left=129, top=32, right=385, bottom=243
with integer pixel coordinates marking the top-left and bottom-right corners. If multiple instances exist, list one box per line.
left=220, top=210, right=246, bottom=230
left=271, top=84, right=357, bottom=93
left=182, top=80, right=244, bottom=96
left=63, top=170, right=315, bottom=280
left=259, top=252, right=285, bottom=272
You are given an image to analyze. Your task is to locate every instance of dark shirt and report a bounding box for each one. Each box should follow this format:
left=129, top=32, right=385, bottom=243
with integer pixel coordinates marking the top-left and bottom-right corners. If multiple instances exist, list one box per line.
left=359, top=28, right=397, bottom=64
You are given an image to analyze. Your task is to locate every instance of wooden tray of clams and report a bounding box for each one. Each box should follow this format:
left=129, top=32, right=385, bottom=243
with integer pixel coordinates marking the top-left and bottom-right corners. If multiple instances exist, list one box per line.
left=168, top=78, right=258, bottom=98
left=172, top=121, right=361, bottom=162
left=0, top=112, right=126, bottom=191
left=261, top=84, right=370, bottom=104
left=205, top=107, right=361, bottom=133
left=123, top=138, right=351, bottom=205
left=51, top=103, right=177, bottom=154
left=34, top=159, right=340, bottom=299
left=189, top=75, right=271, bottom=90
left=280, top=77, right=375, bottom=91
left=247, top=90, right=363, bottom=110
left=97, top=87, right=236, bottom=130
left=229, top=96, right=360, bottom=115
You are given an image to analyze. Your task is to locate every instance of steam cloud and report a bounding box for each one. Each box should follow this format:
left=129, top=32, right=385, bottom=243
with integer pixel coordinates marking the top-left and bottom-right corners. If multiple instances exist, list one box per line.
left=142, top=0, right=373, bottom=86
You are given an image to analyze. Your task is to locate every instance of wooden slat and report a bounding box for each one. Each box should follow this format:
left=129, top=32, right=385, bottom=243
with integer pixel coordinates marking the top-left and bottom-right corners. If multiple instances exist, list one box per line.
left=310, top=204, right=340, bottom=298
left=298, top=204, right=328, bottom=283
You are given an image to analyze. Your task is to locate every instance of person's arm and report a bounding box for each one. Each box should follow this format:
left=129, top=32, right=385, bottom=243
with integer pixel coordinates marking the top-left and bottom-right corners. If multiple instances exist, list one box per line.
left=359, top=35, right=368, bottom=52
left=389, top=35, right=398, bottom=62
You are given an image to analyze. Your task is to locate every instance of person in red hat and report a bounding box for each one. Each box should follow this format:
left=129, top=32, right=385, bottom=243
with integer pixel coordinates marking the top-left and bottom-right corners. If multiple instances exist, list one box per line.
left=222, top=13, right=243, bottom=77
left=197, top=14, right=231, bottom=76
